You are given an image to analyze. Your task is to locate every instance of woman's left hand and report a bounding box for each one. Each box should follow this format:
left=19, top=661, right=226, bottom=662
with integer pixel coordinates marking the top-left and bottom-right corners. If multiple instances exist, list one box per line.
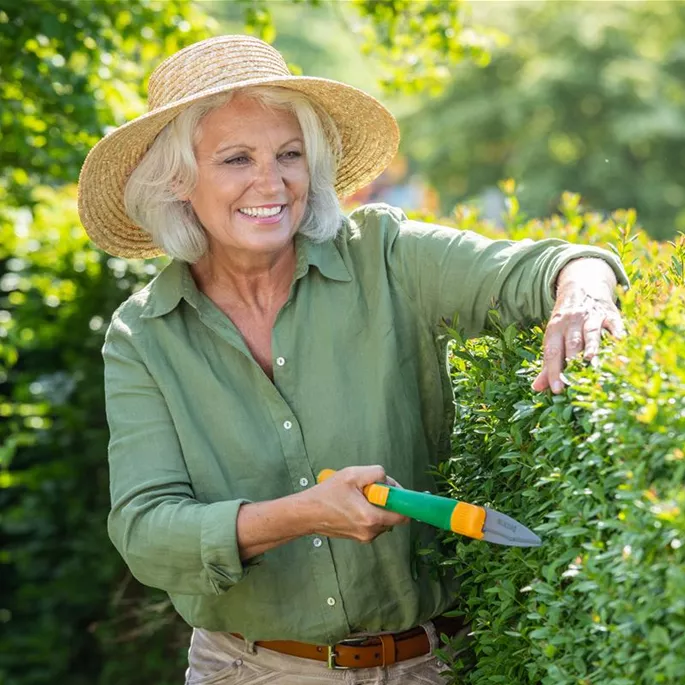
left=532, top=259, right=626, bottom=395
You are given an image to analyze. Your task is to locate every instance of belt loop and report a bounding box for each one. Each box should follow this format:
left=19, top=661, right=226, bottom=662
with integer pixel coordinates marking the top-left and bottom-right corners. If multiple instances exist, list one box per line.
left=378, top=634, right=396, bottom=667
left=421, top=620, right=440, bottom=651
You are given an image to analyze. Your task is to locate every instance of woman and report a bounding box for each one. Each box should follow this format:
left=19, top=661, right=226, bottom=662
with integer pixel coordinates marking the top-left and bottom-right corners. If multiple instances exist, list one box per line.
left=78, top=36, right=628, bottom=684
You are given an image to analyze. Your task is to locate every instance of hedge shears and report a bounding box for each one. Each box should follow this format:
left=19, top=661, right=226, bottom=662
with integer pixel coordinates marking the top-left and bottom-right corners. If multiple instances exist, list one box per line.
left=317, top=469, right=541, bottom=547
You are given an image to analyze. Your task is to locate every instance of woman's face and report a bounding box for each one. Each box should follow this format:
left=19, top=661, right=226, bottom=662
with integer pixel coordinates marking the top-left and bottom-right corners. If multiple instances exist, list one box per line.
left=188, top=94, right=309, bottom=262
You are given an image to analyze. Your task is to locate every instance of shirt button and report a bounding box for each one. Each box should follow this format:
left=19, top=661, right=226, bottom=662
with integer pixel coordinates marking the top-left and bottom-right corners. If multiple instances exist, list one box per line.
left=313, top=537, right=322, bottom=548
left=235, top=659, right=243, bottom=666
left=299, top=477, right=309, bottom=487
left=276, top=357, right=286, bottom=366
left=283, top=420, right=292, bottom=430
left=327, top=597, right=336, bottom=606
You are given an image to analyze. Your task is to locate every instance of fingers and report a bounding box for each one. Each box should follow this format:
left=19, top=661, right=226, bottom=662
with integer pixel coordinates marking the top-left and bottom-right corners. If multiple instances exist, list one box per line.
left=541, top=328, right=565, bottom=393
left=581, top=313, right=604, bottom=360
left=311, top=466, right=408, bottom=543
left=378, top=476, right=410, bottom=527
left=344, top=464, right=387, bottom=488
left=355, top=468, right=409, bottom=528
left=349, top=500, right=409, bottom=543
left=532, top=302, right=628, bottom=395
left=377, top=513, right=411, bottom=530
left=603, top=312, right=627, bottom=339
left=531, top=369, right=550, bottom=392
left=385, top=475, right=404, bottom=489
left=564, top=322, right=585, bottom=360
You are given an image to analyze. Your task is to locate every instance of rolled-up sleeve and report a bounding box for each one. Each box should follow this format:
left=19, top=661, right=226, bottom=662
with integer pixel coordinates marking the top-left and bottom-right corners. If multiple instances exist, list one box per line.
left=375, top=206, right=629, bottom=337
left=103, top=314, right=256, bottom=595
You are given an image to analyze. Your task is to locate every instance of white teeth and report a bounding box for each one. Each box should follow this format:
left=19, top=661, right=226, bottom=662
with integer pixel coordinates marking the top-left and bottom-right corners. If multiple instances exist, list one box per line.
left=239, top=205, right=284, bottom=218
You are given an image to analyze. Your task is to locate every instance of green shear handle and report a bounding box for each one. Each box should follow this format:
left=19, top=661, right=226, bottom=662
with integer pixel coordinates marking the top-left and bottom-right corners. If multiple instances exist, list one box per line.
left=317, top=469, right=541, bottom=547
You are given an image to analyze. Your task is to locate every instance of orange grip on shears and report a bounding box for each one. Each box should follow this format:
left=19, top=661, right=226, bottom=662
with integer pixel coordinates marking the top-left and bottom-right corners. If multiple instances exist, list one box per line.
left=363, top=483, right=390, bottom=506
left=450, top=501, right=485, bottom=539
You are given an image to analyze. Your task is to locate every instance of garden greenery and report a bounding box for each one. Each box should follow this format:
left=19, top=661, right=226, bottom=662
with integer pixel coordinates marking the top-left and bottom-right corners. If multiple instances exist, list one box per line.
left=4, top=2, right=683, bottom=683
left=1, top=183, right=683, bottom=684
left=425, top=187, right=685, bottom=684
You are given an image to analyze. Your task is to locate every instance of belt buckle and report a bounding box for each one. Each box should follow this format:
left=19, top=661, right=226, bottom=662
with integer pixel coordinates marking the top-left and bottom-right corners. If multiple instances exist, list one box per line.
left=327, top=645, right=348, bottom=670
left=327, top=637, right=368, bottom=670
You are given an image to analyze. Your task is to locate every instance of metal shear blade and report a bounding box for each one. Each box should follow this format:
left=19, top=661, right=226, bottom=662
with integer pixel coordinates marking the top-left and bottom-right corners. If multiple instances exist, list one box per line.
left=482, top=507, right=541, bottom=547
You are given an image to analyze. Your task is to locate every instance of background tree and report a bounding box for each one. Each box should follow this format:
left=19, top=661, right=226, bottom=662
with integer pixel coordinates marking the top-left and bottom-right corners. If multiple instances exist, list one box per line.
left=0, top=3, right=213, bottom=684
left=225, top=0, right=501, bottom=92
left=399, top=0, right=685, bottom=239
left=0, top=0, right=211, bottom=210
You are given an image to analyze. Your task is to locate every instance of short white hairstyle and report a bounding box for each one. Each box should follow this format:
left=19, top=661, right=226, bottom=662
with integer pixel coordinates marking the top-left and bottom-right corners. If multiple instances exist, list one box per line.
left=124, top=86, right=344, bottom=262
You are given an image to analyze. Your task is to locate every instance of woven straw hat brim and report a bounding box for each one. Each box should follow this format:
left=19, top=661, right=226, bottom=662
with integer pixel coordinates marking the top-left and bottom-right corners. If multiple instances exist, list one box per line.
left=77, top=74, right=399, bottom=259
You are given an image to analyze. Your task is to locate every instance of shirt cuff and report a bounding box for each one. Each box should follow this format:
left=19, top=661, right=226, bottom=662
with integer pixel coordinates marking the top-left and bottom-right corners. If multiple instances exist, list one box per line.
left=200, top=499, right=262, bottom=594
left=543, top=246, right=630, bottom=315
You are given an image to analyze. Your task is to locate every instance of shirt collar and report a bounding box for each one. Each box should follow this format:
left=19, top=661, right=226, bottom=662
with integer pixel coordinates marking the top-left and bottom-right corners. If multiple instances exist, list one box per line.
left=295, top=232, right=352, bottom=283
left=141, top=233, right=351, bottom=320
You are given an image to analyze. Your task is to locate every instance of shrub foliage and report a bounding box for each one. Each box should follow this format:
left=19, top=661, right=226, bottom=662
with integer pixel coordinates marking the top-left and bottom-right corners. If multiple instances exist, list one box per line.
left=2, top=184, right=683, bottom=684
left=428, top=189, right=685, bottom=684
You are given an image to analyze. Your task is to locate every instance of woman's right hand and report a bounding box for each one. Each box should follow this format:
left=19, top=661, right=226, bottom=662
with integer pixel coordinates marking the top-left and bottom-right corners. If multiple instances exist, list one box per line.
left=303, top=465, right=410, bottom=543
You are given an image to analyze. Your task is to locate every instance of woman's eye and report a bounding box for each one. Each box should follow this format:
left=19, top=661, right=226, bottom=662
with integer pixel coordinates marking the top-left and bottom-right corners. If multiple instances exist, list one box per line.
left=224, top=155, right=249, bottom=165
left=223, top=151, right=301, bottom=165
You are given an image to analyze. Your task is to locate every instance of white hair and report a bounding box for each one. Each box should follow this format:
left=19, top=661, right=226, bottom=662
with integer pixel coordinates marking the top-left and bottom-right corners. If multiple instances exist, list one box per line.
left=124, top=86, right=344, bottom=262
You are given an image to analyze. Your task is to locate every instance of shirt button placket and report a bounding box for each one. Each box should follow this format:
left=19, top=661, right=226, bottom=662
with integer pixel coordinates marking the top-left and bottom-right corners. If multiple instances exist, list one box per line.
left=269, top=372, right=343, bottom=627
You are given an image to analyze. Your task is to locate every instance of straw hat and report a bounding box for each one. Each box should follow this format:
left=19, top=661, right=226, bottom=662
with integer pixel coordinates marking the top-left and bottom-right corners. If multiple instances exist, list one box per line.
left=77, top=35, right=400, bottom=258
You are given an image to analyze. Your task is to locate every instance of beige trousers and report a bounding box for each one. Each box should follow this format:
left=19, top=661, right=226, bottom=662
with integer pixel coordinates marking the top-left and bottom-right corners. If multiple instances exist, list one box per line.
left=184, top=621, right=463, bottom=684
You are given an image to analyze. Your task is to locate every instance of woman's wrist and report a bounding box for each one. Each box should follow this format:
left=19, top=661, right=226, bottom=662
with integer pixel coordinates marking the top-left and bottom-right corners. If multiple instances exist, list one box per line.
left=236, top=490, right=319, bottom=560
left=555, top=257, right=617, bottom=301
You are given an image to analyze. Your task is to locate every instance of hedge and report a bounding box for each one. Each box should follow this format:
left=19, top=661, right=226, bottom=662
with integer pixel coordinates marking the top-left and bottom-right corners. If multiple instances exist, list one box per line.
left=1, top=185, right=683, bottom=684
left=426, top=189, right=685, bottom=684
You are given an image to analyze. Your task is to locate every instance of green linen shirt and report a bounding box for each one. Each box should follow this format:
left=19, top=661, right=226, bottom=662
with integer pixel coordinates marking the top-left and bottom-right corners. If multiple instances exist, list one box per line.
left=103, top=203, right=628, bottom=645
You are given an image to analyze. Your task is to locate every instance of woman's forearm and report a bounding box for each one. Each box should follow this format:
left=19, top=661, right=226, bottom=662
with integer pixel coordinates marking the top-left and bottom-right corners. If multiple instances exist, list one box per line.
left=236, top=491, right=316, bottom=561
left=236, top=466, right=411, bottom=561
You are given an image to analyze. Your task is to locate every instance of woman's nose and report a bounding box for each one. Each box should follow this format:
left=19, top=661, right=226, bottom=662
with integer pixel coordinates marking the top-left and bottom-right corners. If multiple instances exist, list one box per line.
left=253, top=159, right=285, bottom=194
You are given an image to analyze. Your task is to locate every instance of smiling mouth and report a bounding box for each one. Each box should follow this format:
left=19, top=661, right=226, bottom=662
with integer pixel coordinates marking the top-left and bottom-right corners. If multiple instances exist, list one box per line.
left=238, top=205, right=286, bottom=218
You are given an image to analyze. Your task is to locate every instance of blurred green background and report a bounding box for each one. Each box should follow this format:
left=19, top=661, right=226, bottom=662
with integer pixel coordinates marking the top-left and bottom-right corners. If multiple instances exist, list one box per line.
left=1, top=1, right=684, bottom=683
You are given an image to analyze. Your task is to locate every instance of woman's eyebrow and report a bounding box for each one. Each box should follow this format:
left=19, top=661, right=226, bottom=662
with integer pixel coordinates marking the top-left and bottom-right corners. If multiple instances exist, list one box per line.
left=215, top=137, right=304, bottom=156
left=280, top=137, right=304, bottom=147
left=215, top=143, right=255, bottom=156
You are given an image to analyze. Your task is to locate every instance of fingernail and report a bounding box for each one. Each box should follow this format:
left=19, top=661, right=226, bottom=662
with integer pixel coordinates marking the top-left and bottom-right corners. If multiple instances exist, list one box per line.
left=553, top=381, right=564, bottom=393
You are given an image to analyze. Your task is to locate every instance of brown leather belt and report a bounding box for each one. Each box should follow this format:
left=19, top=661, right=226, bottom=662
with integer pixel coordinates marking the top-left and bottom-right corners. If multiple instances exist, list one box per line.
left=233, top=615, right=463, bottom=670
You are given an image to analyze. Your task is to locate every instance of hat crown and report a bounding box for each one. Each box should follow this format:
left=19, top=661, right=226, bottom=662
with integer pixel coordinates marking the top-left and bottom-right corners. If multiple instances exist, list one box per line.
left=147, top=35, right=291, bottom=111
